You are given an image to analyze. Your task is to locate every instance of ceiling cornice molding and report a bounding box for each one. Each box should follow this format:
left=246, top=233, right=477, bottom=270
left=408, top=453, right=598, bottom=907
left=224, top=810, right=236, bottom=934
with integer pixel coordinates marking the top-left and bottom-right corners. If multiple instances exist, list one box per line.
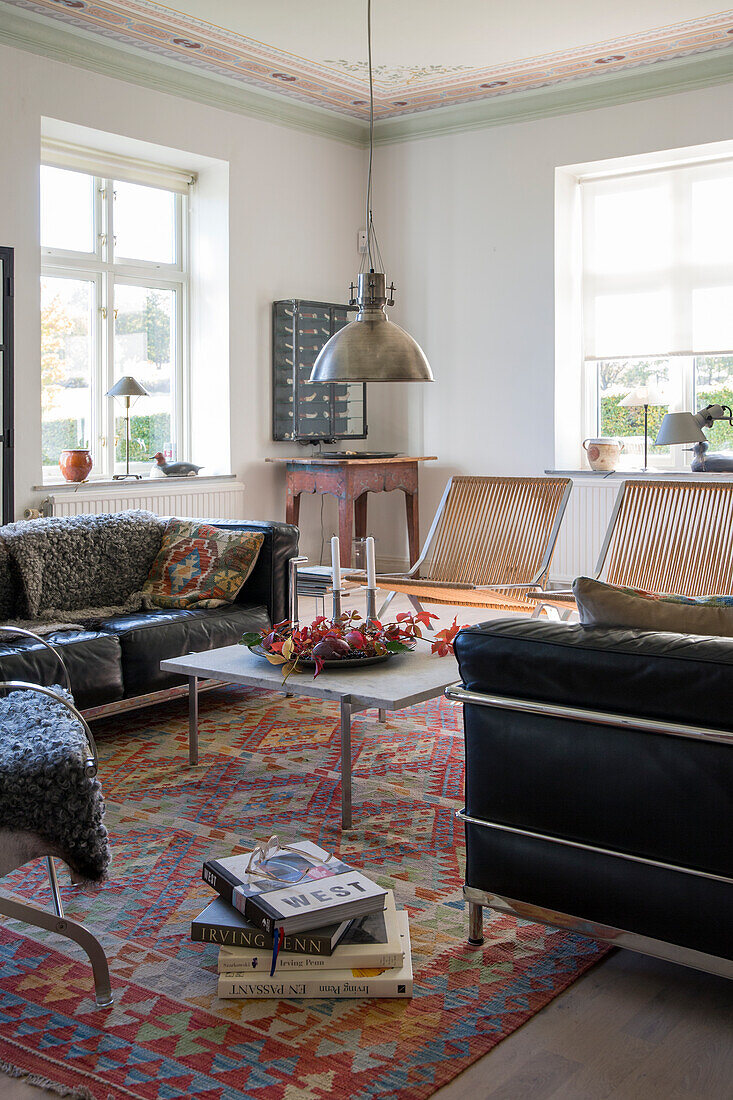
left=1, top=6, right=732, bottom=150
left=373, top=49, right=733, bottom=145
left=0, top=5, right=368, bottom=147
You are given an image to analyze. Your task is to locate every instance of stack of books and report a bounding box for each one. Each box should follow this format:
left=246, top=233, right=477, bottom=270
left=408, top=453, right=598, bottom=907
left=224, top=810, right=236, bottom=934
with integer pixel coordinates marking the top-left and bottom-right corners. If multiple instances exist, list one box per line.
left=192, top=840, right=413, bottom=999
left=296, top=565, right=363, bottom=599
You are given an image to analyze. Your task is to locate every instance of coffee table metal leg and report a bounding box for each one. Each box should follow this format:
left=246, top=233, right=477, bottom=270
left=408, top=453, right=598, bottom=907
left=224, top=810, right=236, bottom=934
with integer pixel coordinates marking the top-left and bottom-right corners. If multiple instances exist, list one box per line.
left=189, top=675, right=199, bottom=766
left=378, top=708, right=387, bottom=723
left=340, top=699, right=352, bottom=830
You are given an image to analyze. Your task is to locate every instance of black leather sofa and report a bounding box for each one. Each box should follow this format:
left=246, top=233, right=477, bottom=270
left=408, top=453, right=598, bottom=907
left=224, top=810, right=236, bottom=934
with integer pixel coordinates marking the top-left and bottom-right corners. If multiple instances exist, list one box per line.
left=451, top=618, right=733, bottom=978
left=0, top=520, right=298, bottom=714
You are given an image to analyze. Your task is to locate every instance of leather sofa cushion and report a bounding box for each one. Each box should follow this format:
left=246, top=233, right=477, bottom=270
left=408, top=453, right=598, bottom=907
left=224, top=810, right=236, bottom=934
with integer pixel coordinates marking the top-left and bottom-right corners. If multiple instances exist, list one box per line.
left=98, top=603, right=270, bottom=696
left=0, top=630, right=123, bottom=709
left=454, top=618, right=733, bottom=733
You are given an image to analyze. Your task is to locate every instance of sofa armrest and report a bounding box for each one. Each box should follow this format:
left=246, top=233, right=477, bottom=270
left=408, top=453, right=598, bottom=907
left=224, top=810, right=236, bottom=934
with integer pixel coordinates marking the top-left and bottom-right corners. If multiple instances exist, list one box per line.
left=454, top=618, right=733, bottom=734
left=205, top=520, right=299, bottom=626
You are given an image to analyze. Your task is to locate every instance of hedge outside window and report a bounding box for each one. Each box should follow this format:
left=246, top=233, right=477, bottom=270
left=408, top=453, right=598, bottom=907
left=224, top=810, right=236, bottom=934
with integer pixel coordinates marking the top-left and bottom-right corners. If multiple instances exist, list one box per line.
left=40, top=162, right=189, bottom=481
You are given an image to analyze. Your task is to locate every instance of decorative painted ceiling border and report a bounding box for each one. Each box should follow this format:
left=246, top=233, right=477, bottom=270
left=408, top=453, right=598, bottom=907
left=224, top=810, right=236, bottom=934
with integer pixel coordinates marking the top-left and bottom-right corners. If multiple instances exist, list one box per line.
left=1, top=5, right=733, bottom=147
left=3, top=0, right=733, bottom=119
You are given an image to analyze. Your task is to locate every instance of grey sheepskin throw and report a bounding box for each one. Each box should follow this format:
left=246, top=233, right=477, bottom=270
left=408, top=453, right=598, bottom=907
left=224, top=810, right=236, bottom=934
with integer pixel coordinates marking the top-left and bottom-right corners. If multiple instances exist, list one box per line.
left=1, top=511, right=164, bottom=621
left=0, top=539, right=17, bottom=621
left=0, top=687, right=109, bottom=881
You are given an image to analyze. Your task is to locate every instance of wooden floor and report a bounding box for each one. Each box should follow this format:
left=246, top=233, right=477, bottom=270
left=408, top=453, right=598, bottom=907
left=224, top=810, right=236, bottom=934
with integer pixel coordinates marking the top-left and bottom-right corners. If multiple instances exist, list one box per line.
left=2, top=595, right=731, bottom=1099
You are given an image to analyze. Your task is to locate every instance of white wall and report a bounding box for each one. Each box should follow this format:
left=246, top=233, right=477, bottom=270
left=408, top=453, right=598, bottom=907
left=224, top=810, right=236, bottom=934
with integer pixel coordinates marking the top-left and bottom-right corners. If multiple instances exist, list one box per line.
left=0, top=42, right=373, bottom=561
left=375, top=82, right=733, bottom=550
left=4, top=40, right=733, bottom=571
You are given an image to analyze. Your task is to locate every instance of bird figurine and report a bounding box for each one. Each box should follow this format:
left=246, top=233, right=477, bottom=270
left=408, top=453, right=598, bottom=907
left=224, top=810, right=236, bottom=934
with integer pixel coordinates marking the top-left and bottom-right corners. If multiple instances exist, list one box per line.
left=152, top=452, right=203, bottom=477
left=687, top=441, right=733, bottom=472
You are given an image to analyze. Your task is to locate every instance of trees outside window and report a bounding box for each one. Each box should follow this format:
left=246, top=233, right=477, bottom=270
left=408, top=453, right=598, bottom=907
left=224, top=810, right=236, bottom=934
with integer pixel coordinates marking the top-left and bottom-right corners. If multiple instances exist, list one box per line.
left=40, top=163, right=188, bottom=480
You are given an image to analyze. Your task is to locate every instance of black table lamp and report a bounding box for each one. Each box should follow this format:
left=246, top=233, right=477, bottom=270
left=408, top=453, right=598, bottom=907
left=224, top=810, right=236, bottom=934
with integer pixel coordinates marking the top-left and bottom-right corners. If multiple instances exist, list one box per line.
left=106, top=375, right=149, bottom=480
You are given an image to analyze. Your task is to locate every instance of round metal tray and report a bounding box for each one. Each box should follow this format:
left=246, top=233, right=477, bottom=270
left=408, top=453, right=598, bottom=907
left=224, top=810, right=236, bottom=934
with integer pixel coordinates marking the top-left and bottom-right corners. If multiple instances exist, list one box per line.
left=251, top=645, right=392, bottom=671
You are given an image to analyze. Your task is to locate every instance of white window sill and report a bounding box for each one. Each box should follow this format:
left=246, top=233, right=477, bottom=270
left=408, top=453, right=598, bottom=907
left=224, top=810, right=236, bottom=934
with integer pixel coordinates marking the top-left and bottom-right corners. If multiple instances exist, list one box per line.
left=546, top=469, right=733, bottom=480
left=34, top=473, right=238, bottom=491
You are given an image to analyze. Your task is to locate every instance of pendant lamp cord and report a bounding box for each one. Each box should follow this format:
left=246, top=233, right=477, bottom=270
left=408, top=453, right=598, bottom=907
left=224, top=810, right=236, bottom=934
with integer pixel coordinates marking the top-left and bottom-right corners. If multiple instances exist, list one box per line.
left=365, top=0, right=374, bottom=272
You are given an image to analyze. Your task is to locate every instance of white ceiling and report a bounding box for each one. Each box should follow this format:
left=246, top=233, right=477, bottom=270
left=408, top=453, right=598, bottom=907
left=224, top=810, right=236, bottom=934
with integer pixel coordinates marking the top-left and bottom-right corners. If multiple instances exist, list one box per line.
left=4, top=0, right=733, bottom=119
left=165, top=0, right=728, bottom=75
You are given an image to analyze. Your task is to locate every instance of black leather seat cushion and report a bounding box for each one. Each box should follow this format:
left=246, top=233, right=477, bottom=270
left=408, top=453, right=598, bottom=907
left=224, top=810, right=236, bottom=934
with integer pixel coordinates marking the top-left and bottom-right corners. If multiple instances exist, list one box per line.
left=0, top=630, right=123, bottom=709
left=454, top=618, right=733, bottom=732
left=98, top=603, right=270, bottom=696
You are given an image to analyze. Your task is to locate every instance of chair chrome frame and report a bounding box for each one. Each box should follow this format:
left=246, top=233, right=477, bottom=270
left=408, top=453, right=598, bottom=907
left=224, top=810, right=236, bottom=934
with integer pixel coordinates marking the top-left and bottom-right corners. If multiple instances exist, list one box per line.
left=446, top=681, right=733, bottom=980
left=0, top=627, right=113, bottom=1007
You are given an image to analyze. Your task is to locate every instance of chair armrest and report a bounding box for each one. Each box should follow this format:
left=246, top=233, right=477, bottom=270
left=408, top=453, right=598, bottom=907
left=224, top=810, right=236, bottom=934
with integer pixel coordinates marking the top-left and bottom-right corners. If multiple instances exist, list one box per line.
left=474, top=583, right=543, bottom=591
left=525, top=589, right=576, bottom=602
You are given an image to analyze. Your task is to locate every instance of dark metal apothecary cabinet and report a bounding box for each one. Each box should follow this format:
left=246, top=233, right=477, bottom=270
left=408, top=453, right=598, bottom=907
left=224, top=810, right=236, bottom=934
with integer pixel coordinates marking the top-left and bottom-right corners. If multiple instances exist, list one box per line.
left=272, top=299, right=366, bottom=442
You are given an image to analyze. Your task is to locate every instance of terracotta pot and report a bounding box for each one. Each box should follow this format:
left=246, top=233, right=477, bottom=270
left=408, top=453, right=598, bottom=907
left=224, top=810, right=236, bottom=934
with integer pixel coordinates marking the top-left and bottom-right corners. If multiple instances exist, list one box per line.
left=59, top=448, right=93, bottom=483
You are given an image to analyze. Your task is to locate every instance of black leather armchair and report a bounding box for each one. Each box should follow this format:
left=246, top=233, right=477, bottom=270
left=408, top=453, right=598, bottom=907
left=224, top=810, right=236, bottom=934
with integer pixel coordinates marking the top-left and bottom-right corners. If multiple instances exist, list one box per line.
left=450, top=619, right=733, bottom=979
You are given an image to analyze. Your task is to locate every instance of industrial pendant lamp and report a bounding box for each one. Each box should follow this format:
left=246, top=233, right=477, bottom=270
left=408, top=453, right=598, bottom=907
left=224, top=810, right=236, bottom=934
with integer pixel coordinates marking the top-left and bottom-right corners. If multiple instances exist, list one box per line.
left=310, top=0, right=433, bottom=384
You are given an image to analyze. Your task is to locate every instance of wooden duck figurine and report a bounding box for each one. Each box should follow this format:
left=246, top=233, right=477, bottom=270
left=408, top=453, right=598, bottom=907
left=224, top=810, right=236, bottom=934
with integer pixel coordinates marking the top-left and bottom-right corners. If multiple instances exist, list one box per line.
left=152, top=452, right=203, bottom=477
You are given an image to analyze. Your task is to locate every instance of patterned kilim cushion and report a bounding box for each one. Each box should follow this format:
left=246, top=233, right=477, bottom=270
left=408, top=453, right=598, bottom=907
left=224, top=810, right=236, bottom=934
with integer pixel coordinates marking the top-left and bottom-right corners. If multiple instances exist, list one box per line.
left=573, top=576, right=733, bottom=636
left=142, top=520, right=264, bottom=609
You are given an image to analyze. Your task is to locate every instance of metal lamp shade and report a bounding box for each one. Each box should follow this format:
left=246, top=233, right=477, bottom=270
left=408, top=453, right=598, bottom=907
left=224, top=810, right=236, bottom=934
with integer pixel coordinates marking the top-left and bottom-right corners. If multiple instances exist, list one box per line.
left=310, top=272, right=433, bottom=383
left=655, top=412, right=707, bottom=445
left=311, top=316, right=432, bottom=383
left=106, top=375, right=149, bottom=399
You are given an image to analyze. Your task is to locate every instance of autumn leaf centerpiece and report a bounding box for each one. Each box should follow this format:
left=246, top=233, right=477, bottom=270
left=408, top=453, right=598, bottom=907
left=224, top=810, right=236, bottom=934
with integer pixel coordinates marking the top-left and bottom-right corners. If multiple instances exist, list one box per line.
left=241, top=610, right=464, bottom=681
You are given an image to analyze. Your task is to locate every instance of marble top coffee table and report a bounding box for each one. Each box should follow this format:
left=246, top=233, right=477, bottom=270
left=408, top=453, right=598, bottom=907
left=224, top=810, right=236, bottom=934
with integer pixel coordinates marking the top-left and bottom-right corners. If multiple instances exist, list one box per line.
left=160, top=645, right=459, bottom=829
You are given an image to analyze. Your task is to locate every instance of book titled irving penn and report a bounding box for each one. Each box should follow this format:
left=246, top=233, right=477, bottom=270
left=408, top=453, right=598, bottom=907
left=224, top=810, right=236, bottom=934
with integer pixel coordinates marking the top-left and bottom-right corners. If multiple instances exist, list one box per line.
left=191, top=896, right=352, bottom=955
left=218, top=892, right=402, bottom=972
left=202, top=840, right=387, bottom=936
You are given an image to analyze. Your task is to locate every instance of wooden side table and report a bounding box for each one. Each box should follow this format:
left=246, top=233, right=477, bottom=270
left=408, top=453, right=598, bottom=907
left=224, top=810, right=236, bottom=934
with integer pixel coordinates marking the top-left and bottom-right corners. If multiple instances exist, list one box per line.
left=266, top=456, right=437, bottom=568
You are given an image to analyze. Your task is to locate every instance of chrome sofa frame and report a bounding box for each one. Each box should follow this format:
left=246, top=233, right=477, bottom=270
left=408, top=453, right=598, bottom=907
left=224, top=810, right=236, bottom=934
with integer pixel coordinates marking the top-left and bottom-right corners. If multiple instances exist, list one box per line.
left=446, top=682, right=733, bottom=980
left=0, top=627, right=113, bottom=1007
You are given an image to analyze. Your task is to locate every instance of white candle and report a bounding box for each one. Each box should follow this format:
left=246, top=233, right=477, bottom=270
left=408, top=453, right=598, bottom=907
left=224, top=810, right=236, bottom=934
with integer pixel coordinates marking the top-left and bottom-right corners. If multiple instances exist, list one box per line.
left=331, top=536, right=342, bottom=592
left=366, top=535, right=376, bottom=590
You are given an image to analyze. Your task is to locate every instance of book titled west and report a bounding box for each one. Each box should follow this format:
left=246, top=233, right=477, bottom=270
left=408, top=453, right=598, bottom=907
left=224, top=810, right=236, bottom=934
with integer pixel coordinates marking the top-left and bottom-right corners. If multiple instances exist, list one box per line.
left=203, top=839, right=387, bottom=935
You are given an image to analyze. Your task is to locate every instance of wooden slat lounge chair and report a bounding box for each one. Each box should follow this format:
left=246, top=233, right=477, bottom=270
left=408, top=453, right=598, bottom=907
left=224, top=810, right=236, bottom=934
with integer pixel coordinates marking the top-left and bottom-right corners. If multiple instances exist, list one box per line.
left=375, top=475, right=572, bottom=618
left=531, top=479, right=733, bottom=619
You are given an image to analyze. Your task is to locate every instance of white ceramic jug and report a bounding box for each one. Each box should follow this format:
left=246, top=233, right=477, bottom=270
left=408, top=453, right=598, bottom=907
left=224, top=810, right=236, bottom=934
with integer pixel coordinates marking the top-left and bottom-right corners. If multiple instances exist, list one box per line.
left=582, top=437, right=624, bottom=472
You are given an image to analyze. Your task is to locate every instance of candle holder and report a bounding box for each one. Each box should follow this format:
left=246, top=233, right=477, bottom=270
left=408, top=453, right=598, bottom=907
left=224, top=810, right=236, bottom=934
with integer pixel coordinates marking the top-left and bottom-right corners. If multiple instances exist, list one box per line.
left=332, top=590, right=343, bottom=621
left=288, top=556, right=308, bottom=626
left=365, top=588, right=377, bottom=624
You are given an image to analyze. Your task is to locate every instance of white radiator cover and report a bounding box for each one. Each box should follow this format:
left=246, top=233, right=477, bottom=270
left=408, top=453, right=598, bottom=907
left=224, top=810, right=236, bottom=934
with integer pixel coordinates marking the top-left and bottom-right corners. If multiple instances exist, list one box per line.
left=47, top=479, right=246, bottom=520
left=551, top=479, right=618, bottom=585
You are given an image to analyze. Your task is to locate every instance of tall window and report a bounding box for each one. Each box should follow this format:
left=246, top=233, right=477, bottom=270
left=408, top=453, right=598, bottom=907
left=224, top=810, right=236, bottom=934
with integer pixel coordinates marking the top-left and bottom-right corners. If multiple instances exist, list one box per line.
left=581, top=159, right=733, bottom=466
left=40, top=160, right=189, bottom=480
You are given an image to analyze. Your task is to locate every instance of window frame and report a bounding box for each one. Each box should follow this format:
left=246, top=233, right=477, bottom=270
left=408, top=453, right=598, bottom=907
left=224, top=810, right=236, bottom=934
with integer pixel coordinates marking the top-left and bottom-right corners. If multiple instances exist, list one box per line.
left=579, top=157, right=733, bottom=470
left=41, top=165, right=190, bottom=482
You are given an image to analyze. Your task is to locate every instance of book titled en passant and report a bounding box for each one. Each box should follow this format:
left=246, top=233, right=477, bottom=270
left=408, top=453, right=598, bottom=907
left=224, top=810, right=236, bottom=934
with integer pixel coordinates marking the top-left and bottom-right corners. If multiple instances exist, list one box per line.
left=217, top=912, right=413, bottom=999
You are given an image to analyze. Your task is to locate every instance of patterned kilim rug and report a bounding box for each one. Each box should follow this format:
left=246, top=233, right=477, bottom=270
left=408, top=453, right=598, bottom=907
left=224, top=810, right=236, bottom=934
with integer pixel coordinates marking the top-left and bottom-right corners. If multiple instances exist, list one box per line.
left=0, top=686, right=607, bottom=1099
